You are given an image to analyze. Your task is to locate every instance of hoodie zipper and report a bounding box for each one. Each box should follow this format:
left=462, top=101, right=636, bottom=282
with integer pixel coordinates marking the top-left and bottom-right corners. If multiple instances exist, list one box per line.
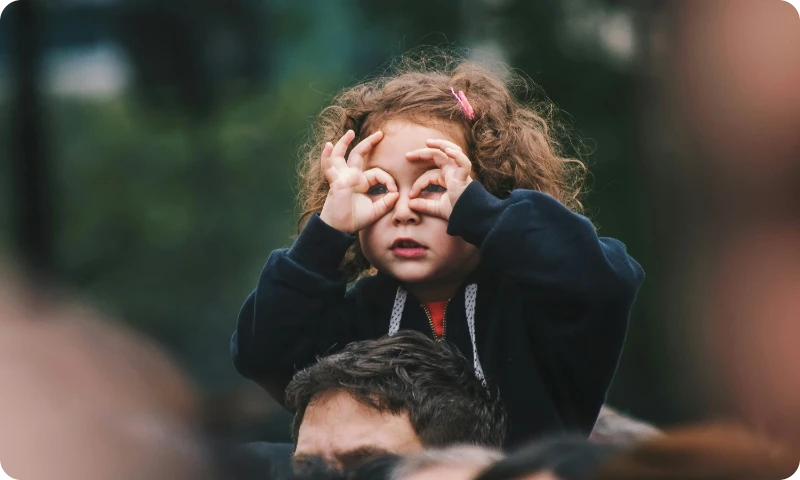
left=421, top=300, right=450, bottom=341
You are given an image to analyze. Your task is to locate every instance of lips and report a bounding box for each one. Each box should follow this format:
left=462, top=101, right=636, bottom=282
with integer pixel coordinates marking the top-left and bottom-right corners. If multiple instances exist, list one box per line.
left=391, top=238, right=428, bottom=258
left=391, top=238, right=426, bottom=249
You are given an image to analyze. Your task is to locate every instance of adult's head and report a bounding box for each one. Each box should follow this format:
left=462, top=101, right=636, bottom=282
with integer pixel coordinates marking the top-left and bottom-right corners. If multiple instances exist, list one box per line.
left=590, top=423, right=798, bottom=480
left=0, top=269, right=205, bottom=480
left=285, top=330, right=507, bottom=470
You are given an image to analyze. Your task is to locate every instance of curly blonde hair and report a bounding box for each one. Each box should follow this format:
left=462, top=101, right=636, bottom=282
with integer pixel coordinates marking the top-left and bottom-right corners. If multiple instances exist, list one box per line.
left=297, top=52, right=587, bottom=280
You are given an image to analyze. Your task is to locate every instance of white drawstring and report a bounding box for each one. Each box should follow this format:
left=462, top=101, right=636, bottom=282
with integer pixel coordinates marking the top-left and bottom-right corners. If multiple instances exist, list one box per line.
left=389, top=286, right=407, bottom=338
left=388, top=284, right=486, bottom=386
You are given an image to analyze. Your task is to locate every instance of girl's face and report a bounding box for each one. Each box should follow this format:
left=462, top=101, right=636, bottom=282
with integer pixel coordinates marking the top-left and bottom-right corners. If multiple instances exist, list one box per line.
left=358, top=120, right=479, bottom=299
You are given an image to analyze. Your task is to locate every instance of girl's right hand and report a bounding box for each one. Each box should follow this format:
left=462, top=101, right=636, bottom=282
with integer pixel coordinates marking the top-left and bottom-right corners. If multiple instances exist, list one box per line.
left=319, top=130, right=399, bottom=234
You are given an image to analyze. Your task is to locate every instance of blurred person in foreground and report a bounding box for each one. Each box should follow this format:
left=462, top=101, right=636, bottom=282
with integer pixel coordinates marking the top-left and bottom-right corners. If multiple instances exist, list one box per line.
left=0, top=269, right=209, bottom=480
left=588, top=424, right=797, bottom=480
left=659, top=0, right=800, bottom=449
left=392, top=445, right=504, bottom=480
left=285, top=331, right=508, bottom=471
left=474, top=435, right=621, bottom=480
left=589, top=405, right=661, bottom=446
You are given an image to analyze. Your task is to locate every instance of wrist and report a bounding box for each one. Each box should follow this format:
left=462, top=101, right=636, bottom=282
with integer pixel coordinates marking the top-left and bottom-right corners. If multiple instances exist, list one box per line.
left=447, top=181, right=503, bottom=248
left=319, top=207, right=353, bottom=234
left=290, top=213, right=355, bottom=277
left=448, top=178, right=472, bottom=209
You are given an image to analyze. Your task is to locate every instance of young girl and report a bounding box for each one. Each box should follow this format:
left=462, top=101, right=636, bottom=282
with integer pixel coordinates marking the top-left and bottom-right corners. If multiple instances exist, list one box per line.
left=231, top=55, right=644, bottom=447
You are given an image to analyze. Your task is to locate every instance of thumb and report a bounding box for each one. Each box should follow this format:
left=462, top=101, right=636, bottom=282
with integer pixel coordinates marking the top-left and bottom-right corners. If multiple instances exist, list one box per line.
left=371, top=192, right=400, bottom=219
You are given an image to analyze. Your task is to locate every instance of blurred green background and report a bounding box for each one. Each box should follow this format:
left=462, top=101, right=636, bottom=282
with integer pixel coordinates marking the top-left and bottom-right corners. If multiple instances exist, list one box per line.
left=0, top=0, right=700, bottom=442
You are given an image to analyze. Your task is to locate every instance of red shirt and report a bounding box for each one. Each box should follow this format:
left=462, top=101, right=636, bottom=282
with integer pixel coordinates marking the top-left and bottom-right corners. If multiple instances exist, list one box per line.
left=425, top=300, right=449, bottom=338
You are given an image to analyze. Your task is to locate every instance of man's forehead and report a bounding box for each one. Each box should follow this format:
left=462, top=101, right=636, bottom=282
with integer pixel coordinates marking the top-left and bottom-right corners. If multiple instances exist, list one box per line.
left=303, top=390, right=385, bottom=422
left=299, top=391, right=408, bottom=443
left=295, top=391, right=423, bottom=463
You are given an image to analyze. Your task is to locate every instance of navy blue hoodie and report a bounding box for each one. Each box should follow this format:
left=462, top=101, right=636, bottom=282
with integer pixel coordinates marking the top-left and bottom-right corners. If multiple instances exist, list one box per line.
left=231, top=181, right=644, bottom=447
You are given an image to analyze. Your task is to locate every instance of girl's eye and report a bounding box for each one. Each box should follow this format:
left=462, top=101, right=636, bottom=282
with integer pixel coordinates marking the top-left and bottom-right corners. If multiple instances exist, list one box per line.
left=367, top=184, right=388, bottom=195
left=422, top=184, right=446, bottom=193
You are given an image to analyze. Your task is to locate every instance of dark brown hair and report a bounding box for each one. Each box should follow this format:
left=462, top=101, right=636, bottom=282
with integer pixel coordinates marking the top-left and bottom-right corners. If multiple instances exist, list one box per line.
left=296, top=50, right=587, bottom=280
left=589, top=424, right=799, bottom=480
left=285, top=330, right=508, bottom=449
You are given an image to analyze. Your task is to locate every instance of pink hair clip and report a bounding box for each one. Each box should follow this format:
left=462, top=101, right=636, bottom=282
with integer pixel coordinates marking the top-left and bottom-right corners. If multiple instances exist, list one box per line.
left=450, top=87, right=475, bottom=121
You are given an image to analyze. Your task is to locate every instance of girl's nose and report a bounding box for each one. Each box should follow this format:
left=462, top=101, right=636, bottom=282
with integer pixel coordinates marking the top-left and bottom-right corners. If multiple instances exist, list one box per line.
left=391, top=193, right=420, bottom=225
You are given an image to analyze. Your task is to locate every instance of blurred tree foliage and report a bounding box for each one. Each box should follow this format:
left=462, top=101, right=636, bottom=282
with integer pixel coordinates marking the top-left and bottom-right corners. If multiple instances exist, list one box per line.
left=50, top=74, right=332, bottom=389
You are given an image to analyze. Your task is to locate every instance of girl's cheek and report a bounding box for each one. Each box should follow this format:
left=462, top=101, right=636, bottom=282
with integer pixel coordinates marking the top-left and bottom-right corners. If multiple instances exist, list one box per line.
left=358, top=227, right=379, bottom=251
left=358, top=236, right=378, bottom=264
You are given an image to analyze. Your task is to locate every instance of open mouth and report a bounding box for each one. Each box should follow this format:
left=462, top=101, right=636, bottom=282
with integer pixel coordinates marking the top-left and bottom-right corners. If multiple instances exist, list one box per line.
left=391, top=238, right=428, bottom=258
left=391, top=238, right=426, bottom=249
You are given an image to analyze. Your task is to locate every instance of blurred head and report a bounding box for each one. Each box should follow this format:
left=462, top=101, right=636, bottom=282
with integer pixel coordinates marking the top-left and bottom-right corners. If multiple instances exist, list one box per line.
left=589, top=405, right=662, bottom=446
left=589, top=423, right=798, bottom=480
left=297, top=50, right=586, bottom=280
left=392, top=445, right=504, bottom=480
left=475, top=435, right=620, bottom=480
left=0, top=270, right=206, bottom=480
left=286, top=331, right=508, bottom=471
left=670, top=0, right=800, bottom=193
left=659, top=0, right=800, bottom=451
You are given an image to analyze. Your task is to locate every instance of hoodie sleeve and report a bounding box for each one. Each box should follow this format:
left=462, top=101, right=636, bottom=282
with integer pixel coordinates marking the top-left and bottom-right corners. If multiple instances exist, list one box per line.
left=231, top=213, right=359, bottom=405
left=448, top=181, right=645, bottom=430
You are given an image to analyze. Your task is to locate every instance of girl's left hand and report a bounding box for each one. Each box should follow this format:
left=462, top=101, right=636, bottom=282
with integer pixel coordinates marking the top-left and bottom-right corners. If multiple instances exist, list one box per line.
left=405, top=139, right=473, bottom=220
